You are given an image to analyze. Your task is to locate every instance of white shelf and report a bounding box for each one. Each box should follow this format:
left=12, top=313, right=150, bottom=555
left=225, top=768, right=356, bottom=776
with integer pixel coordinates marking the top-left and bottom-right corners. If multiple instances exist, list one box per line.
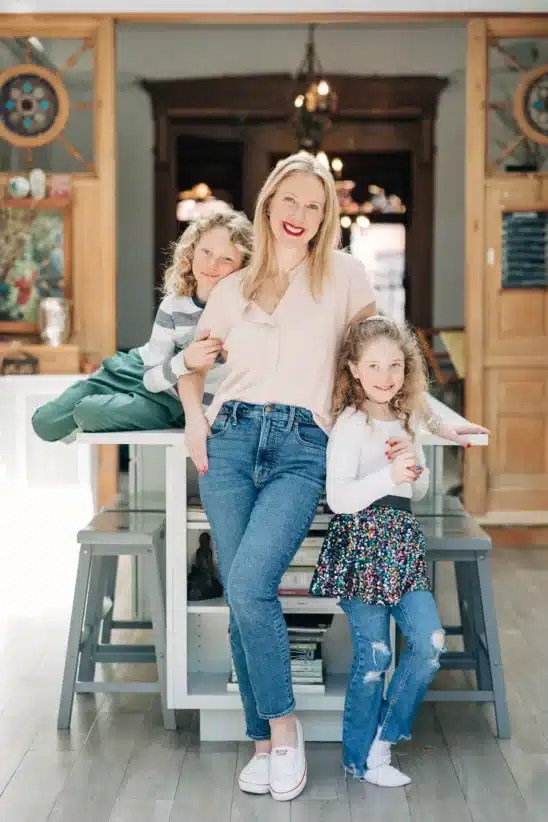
left=186, top=672, right=347, bottom=710
left=187, top=596, right=339, bottom=614
left=187, top=509, right=332, bottom=531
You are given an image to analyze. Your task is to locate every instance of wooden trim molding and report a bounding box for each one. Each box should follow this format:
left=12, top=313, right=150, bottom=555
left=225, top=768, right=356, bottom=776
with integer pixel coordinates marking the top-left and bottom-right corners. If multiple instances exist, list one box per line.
left=464, top=19, right=489, bottom=514
left=144, top=73, right=446, bottom=329
left=142, top=74, right=447, bottom=120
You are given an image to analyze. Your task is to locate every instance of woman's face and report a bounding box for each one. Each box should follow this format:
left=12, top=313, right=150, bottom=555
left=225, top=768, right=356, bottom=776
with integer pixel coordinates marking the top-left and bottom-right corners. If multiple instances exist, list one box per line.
left=192, top=227, right=243, bottom=298
left=349, top=337, right=405, bottom=405
left=268, top=172, right=326, bottom=251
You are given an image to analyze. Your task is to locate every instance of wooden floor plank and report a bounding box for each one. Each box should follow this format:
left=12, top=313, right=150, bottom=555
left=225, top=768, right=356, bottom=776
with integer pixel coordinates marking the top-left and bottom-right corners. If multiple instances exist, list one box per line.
left=290, top=742, right=351, bottom=821
left=436, top=703, right=528, bottom=822
left=168, top=742, right=238, bottom=822
left=395, top=706, right=471, bottom=822
left=0, top=749, right=76, bottom=822
left=107, top=723, right=187, bottom=822
left=229, top=743, right=289, bottom=822
left=46, top=710, right=145, bottom=822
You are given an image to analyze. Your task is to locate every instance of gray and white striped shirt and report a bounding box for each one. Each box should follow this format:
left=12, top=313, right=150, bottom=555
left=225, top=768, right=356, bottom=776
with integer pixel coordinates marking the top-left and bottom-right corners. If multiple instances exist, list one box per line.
left=139, top=294, right=226, bottom=404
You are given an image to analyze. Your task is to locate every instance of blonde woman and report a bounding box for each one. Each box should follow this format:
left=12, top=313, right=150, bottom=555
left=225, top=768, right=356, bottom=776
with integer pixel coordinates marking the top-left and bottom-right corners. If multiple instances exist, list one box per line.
left=32, top=211, right=252, bottom=441
left=179, top=153, right=485, bottom=802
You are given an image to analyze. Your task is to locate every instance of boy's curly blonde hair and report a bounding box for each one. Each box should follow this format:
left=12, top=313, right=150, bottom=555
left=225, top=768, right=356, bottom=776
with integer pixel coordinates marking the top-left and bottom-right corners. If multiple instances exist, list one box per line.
left=332, top=316, right=429, bottom=439
left=163, top=210, right=254, bottom=297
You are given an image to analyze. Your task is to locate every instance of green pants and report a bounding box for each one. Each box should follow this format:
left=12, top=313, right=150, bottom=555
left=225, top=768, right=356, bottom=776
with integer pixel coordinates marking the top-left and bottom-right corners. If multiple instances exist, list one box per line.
left=32, top=349, right=184, bottom=443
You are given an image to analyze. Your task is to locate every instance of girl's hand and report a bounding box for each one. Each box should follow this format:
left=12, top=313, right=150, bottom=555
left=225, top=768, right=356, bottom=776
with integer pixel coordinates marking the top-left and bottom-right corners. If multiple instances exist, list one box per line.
left=183, top=330, right=222, bottom=371
left=184, top=412, right=211, bottom=474
left=386, top=435, right=414, bottom=461
left=437, top=422, right=490, bottom=448
left=390, top=453, right=419, bottom=484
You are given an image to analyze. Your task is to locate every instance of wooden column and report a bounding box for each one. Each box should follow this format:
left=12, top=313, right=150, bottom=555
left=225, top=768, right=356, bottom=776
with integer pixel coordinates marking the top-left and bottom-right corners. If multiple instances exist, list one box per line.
left=464, top=19, right=488, bottom=514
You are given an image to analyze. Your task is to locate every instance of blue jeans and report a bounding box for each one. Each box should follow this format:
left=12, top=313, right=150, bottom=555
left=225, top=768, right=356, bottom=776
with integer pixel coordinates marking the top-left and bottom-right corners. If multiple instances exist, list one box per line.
left=340, top=591, right=445, bottom=778
left=199, top=401, right=327, bottom=740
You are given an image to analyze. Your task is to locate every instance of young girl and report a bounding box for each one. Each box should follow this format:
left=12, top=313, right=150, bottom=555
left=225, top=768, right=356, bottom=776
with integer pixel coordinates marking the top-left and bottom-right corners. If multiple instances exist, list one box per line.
left=32, top=211, right=253, bottom=442
left=309, top=315, right=446, bottom=789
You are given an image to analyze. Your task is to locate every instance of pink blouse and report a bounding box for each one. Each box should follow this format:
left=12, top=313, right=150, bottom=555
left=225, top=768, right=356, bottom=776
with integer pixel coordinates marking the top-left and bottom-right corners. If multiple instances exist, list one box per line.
left=196, top=249, right=375, bottom=432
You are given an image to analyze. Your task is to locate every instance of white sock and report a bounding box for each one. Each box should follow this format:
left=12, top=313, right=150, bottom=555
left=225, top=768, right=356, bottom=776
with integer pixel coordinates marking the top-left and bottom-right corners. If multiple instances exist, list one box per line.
left=364, top=765, right=411, bottom=787
left=366, top=726, right=391, bottom=769
left=365, top=727, right=411, bottom=787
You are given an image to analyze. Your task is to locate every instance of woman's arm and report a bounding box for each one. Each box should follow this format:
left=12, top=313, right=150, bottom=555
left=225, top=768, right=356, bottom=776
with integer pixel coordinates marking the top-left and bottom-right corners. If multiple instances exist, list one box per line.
left=417, top=394, right=489, bottom=446
left=178, top=370, right=210, bottom=473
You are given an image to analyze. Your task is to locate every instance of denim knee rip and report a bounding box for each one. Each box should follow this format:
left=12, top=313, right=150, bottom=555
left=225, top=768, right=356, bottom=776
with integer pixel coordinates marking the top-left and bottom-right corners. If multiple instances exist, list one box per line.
left=362, top=639, right=391, bottom=686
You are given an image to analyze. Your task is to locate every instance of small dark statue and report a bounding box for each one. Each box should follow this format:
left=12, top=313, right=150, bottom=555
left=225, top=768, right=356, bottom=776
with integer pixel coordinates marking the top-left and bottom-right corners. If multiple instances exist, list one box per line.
left=187, top=531, right=223, bottom=601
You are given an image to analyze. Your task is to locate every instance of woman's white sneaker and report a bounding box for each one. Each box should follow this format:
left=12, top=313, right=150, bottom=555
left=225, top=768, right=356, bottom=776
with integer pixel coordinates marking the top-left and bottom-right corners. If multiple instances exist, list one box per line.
left=238, top=753, right=270, bottom=794
left=269, top=718, right=307, bottom=801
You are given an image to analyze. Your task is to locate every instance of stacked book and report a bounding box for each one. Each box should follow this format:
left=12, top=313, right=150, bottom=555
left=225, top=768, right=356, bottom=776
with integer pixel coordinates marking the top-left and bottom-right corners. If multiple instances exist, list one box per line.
left=227, top=613, right=333, bottom=694
left=277, top=531, right=324, bottom=597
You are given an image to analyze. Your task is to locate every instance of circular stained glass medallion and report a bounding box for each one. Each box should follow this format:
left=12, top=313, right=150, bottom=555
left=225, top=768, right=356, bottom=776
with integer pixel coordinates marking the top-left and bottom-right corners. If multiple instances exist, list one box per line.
left=0, top=64, right=70, bottom=148
left=514, top=64, right=548, bottom=147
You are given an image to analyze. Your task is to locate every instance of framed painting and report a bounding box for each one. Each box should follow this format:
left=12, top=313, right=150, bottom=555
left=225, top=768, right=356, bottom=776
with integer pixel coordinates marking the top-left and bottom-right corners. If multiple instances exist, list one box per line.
left=0, top=197, right=72, bottom=334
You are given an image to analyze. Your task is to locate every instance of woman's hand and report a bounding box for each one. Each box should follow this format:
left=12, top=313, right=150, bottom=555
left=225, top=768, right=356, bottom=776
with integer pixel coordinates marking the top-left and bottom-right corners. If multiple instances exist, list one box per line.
left=184, top=412, right=211, bottom=474
left=390, top=453, right=421, bottom=484
left=437, top=422, right=490, bottom=448
left=183, top=330, right=222, bottom=371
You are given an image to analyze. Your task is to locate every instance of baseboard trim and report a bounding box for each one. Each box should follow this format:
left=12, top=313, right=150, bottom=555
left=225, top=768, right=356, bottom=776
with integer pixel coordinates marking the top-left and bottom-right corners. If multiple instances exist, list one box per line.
left=476, top=511, right=548, bottom=526
left=483, top=525, right=548, bottom=548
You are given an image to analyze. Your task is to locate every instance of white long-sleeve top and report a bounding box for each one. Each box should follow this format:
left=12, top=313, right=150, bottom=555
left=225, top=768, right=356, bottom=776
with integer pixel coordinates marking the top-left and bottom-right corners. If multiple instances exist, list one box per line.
left=326, top=407, right=430, bottom=515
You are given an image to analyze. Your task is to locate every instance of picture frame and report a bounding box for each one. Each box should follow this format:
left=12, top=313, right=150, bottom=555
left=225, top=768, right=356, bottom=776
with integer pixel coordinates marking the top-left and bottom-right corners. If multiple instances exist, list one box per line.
left=0, top=197, right=72, bottom=334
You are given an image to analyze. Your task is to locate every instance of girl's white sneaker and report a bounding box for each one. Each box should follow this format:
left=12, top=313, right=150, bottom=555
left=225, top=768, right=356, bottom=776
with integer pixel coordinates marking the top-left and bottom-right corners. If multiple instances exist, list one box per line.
left=269, top=718, right=307, bottom=801
left=238, top=753, right=270, bottom=794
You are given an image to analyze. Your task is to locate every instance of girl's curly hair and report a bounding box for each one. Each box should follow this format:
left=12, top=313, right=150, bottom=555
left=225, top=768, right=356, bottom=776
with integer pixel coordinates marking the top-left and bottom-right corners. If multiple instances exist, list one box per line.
left=163, top=210, right=254, bottom=297
left=332, top=315, right=429, bottom=439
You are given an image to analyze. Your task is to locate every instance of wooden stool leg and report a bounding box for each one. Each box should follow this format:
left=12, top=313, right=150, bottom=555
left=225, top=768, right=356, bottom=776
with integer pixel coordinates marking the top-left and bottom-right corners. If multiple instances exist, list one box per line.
left=475, top=555, right=511, bottom=739
left=58, top=546, right=92, bottom=729
left=77, top=554, right=107, bottom=684
left=144, top=544, right=177, bottom=731
left=454, top=561, right=477, bottom=656
left=100, top=555, right=119, bottom=644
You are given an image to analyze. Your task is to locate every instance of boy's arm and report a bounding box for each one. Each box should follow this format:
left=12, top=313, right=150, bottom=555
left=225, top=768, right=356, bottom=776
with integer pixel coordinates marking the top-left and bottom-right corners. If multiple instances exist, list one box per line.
left=142, top=299, right=194, bottom=393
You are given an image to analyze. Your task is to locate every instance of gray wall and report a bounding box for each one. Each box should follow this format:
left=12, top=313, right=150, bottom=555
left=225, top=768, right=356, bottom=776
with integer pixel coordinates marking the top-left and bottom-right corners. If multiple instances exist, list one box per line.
left=114, top=23, right=467, bottom=348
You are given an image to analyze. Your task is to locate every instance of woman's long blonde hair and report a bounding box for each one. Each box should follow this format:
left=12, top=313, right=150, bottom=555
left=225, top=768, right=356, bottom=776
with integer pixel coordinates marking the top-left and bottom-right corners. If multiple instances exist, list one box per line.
left=163, top=210, right=254, bottom=297
left=242, top=152, right=341, bottom=301
left=332, top=316, right=429, bottom=438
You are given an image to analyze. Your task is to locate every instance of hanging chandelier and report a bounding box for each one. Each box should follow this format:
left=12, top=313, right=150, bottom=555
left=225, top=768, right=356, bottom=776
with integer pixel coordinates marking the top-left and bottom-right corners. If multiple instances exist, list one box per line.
left=292, top=25, right=337, bottom=152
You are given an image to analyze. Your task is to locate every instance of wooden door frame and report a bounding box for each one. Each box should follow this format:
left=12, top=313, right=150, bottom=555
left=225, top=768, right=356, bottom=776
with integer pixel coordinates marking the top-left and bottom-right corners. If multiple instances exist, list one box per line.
left=143, top=73, right=446, bottom=328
